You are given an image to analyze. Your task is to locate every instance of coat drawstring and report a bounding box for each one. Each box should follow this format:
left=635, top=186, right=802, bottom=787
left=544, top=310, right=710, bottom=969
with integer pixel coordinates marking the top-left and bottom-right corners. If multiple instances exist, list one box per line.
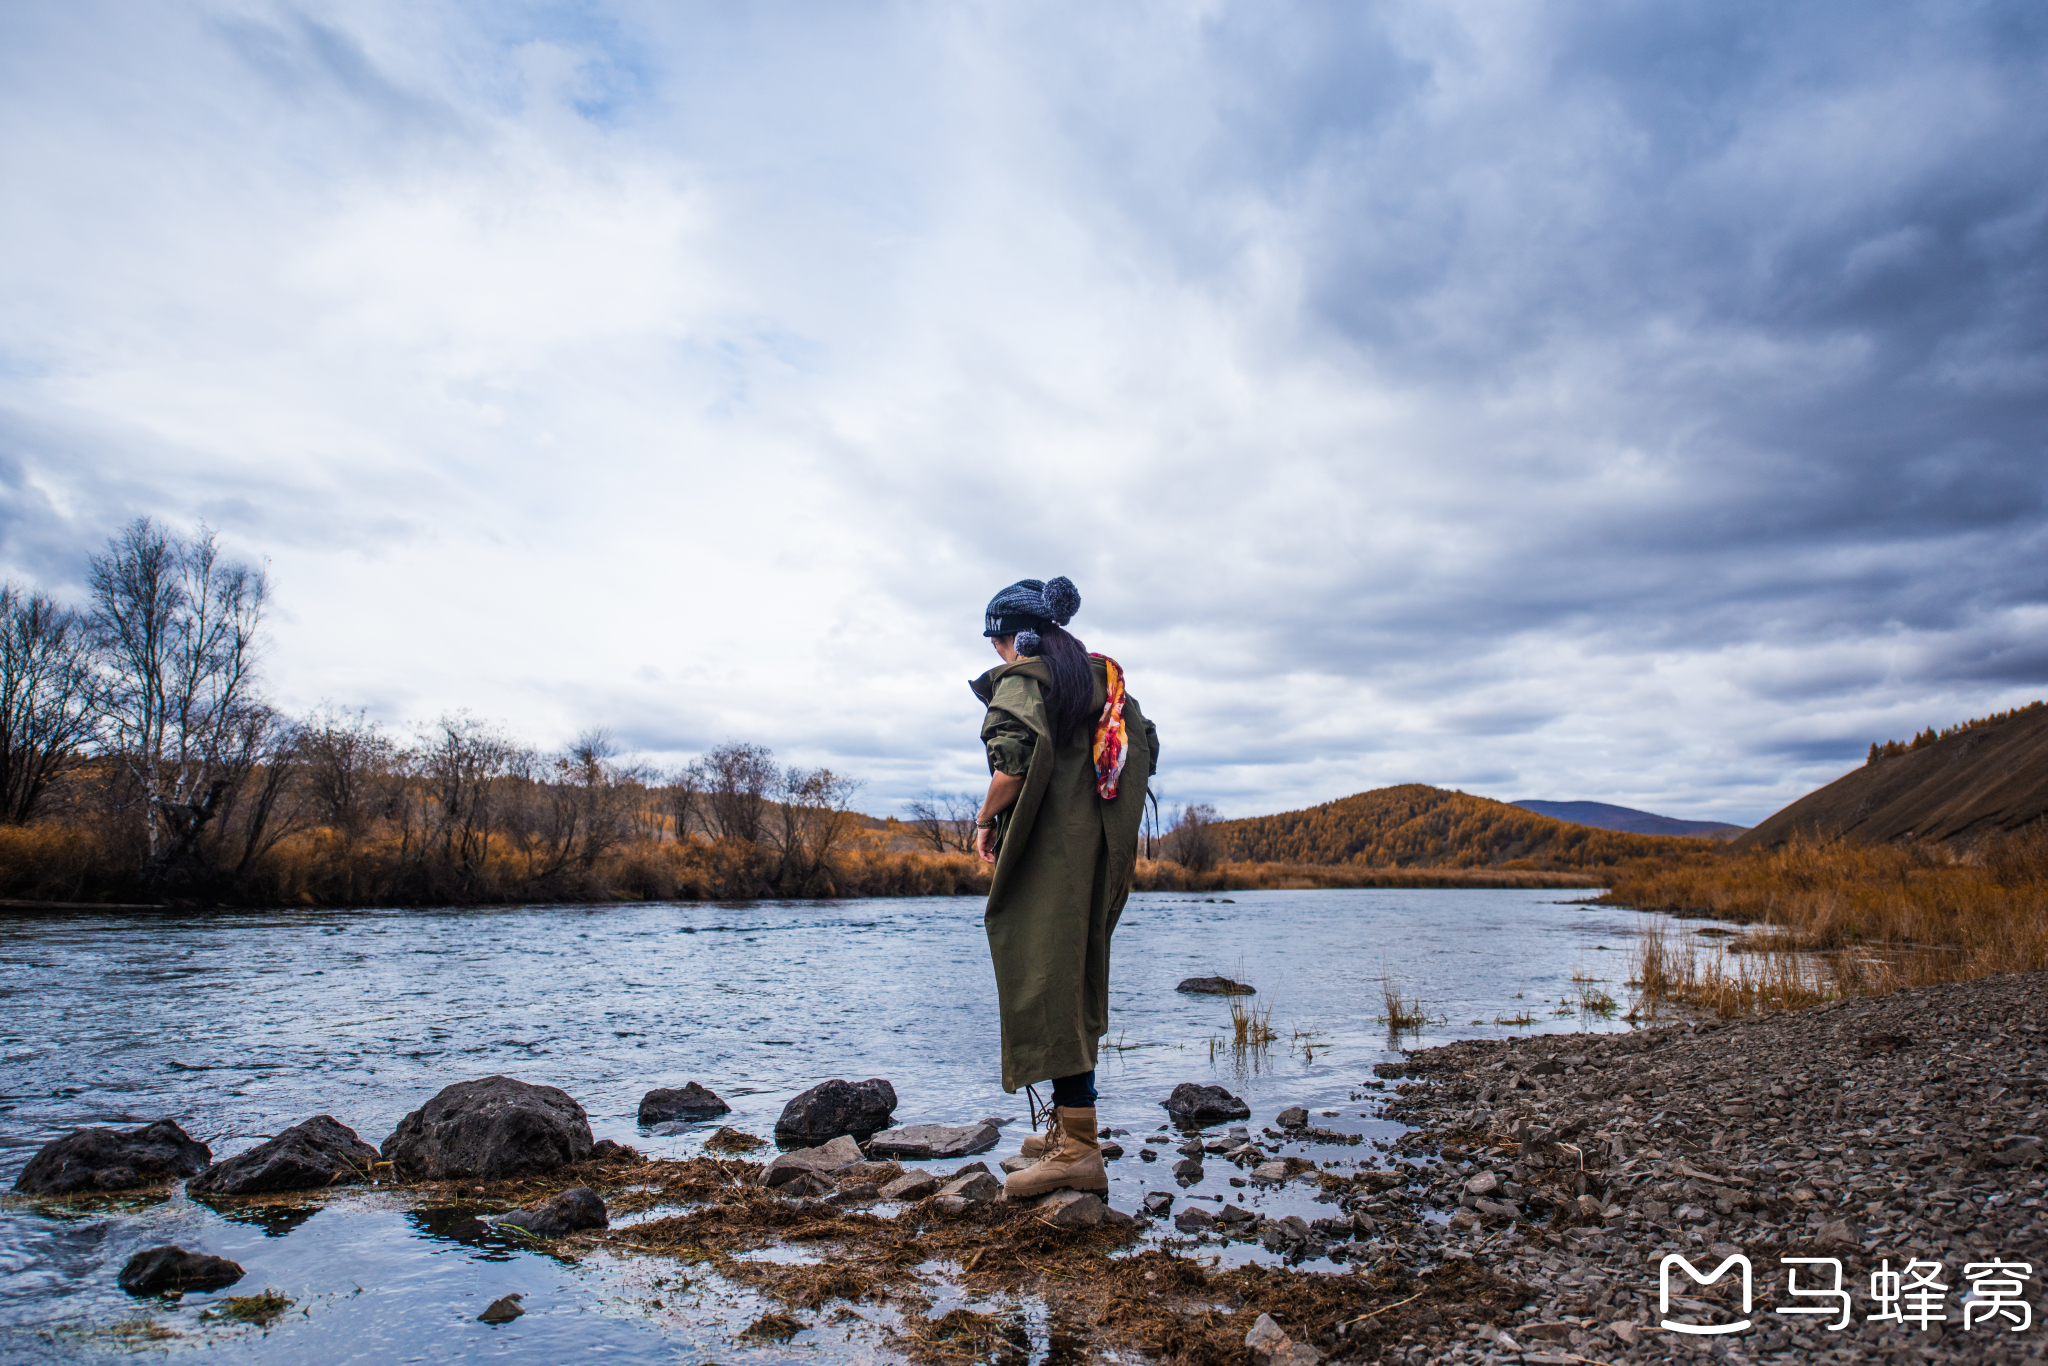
left=1025, top=1082, right=1057, bottom=1136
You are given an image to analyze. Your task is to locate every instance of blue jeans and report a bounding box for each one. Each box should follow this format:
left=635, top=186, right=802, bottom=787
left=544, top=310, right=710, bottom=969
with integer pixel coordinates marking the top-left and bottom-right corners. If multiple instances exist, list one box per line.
left=1051, top=1070, right=1097, bottom=1108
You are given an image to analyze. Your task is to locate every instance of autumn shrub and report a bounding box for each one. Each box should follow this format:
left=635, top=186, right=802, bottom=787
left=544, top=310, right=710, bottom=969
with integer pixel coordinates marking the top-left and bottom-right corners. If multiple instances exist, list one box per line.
left=1610, top=828, right=2048, bottom=1015
left=0, top=822, right=124, bottom=902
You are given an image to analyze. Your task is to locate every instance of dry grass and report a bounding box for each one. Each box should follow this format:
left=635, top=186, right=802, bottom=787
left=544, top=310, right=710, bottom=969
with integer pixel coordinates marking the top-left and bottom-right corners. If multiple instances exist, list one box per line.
left=1229, top=994, right=1278, bottom=1050
left=206, top=1291, right=294, bottom=1325
left=1606, top=828, right=2048, bottom=1016
left=1569, top=967, right=1619, bottom=1020
left=1377, top=971, right=1434, bottom=1032
left=1376, top=963, right=1446, bottom=1034
left=1134, top=858, right=1605, bottom=893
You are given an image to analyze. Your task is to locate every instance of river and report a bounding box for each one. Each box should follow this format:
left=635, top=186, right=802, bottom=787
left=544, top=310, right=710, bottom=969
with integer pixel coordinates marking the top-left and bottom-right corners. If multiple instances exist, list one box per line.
left=0, top=887, right=1710, bottom=1362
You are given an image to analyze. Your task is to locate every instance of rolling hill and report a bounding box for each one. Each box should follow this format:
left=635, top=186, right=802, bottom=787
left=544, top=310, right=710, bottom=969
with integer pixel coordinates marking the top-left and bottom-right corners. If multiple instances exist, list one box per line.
left=1211, top=784, right=1719, bottom=870
left=1735, top=702, right=2048, bottom=851
left=1512, top=799, right=1746, bottom=840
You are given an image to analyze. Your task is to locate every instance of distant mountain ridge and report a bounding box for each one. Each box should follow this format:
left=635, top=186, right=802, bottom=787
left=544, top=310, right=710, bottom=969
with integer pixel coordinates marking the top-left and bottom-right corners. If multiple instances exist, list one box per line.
left=1209, top=783, right=1715, bottom=870
left=1737, top=702, right=2048, bottom=851
left=1511, top=799, right=1746, bottom=840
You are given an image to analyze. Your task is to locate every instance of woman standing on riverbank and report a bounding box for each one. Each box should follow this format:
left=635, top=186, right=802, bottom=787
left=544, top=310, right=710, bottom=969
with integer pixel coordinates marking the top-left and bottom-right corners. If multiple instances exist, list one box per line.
left=970, top=577, right=1158, bottom=1201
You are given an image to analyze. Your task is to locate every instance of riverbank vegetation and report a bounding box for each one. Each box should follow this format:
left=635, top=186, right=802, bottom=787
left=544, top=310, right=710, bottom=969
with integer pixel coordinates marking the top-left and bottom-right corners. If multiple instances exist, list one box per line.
left=1605, top=828, right=2048, bottom=1017
left=7, top=516, right=2043, bottom=936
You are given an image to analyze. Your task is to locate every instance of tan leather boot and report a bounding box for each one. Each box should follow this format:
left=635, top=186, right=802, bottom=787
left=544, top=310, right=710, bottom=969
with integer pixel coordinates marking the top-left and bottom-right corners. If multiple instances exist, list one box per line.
left=1018, top=1122, right=1057, bottom=1160
left=1004, top=1106, right=1106, bottom=1200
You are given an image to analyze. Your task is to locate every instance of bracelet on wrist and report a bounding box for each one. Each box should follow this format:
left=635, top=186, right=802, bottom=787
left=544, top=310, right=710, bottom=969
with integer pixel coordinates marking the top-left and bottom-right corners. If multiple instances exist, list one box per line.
left=975, top=817, right=998, bottom=829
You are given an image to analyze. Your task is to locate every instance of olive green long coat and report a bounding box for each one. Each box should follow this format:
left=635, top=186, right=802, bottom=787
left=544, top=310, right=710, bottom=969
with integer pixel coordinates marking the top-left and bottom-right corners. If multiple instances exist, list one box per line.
left=970, top=655, right=1158, bottom=1092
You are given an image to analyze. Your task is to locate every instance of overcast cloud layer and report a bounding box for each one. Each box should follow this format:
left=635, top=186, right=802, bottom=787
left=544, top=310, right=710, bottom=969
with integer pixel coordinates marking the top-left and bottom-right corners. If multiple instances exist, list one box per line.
left=2, top=0, right=2043, bottom=825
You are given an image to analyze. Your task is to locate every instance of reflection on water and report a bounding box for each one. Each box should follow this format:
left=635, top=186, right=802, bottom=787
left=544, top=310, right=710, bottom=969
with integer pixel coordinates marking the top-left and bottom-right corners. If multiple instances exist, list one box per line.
left=0, top=887, right=1709, bottom=1362
left=197, top=1199, right=319, bottom=1239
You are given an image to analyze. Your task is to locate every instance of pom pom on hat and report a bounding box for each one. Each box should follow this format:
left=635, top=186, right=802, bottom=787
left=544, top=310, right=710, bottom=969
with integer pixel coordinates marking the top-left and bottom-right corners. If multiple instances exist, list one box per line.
left=1041, top=576, right=1080, bottom=626
left=1014, top=628, right=1043, bottom=655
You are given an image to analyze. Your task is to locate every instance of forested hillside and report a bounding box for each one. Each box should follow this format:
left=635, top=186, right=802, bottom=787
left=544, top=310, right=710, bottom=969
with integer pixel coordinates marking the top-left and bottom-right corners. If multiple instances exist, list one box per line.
left=1736, top=701, right=2048, bottom=851
left=1212, top=783, right=1716, bottom=870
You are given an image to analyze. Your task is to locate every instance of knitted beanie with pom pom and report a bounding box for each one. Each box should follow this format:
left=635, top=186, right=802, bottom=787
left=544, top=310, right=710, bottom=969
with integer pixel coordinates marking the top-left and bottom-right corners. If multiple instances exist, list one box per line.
left=983, top=577, right=1080, bottom=652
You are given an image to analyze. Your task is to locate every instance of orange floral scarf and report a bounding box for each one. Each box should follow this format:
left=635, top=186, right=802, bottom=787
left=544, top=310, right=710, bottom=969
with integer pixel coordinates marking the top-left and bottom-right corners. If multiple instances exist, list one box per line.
left=1090, top=654, right=1128, bottom=799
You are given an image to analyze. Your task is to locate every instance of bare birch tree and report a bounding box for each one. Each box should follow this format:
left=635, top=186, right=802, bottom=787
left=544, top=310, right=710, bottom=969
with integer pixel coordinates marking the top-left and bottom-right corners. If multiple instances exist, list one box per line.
left=1168, top=802, right=1220, bottom=873
left=0, top=585, right=98, bottom=824
left=904, top=792, right=951, bottom=852
left=417, top=713, right=525, bottom=895
left=87, top=519, right=269, bottom=870
left=697, top=741, right=776, bottom=844
left=665, top=763, right=703, bottom=841
left=770, top=765, right=865, bottom=893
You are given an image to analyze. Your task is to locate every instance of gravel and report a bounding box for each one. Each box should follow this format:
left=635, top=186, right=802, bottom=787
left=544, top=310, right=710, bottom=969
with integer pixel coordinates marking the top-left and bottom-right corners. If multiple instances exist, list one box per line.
left=1342, top=973, right=2048, bottom=1364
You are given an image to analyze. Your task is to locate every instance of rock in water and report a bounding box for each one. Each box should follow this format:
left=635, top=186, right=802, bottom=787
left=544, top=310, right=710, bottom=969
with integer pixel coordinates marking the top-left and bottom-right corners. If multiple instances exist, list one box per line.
left=939, top=1170, right=1001, bottom=1202
left=496, top=1186, right=608, bottom=1236
left=15, top=1120, right=211, bottom=1195
left=1175, top=976, right=1255, bottom=995
left=760, top=1135, right=864, bottom=1188
left=381, top=1076, right=593, bottom=1181
left=1033, top=1189, right=1107, bottom=1227
left=189, top=1115, right=378, bottom=1196
left=774, top=1079, right=897, bottom=1144
left=881, top=1170, right=942, bottom=1200
left=1162, top=1083, right=1250, bottom=1127
left=478, top=1293, right=524, bottom=1323
left=117, top=1246, right=244, bottom=1295
left=1276, top=1106, right=1309, bottom=1129
left=637, top=1083, right=730, bottom=1124
left=867, top=1121, right=999, bottom=1160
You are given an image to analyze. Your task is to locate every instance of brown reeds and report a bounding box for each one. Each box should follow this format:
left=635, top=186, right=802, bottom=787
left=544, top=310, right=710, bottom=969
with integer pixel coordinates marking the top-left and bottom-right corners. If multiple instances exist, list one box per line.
left=1132, top=858, right=1604, bottom=893
left=1569, top=967, right=1619, bottom=1020
left=1376, top=968, right=1439, bottom=1033
left=1230, top=993, right=1278, bottom=1050
left=1606, top=828, right=2048, bottom=1016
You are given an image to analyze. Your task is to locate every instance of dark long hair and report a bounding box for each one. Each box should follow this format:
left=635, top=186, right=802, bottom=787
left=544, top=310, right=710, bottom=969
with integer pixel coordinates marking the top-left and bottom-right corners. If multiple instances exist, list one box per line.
left=1026, top=622, right=1094, bottom=749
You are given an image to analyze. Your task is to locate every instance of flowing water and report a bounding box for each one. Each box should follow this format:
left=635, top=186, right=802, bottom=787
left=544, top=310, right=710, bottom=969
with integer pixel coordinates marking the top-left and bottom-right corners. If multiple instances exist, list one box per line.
left=0, top=887, right=1720, bottom=1362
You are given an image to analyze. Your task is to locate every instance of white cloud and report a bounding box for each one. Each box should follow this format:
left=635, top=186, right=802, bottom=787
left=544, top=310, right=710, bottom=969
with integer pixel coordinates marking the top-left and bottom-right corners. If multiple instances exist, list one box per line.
left=1, top=0, right=2042, bottom=827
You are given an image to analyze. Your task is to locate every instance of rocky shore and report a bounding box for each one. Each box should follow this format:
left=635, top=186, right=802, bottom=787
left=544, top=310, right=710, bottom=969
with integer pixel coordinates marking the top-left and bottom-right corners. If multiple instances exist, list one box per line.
left=17, top=976, right=2048, bottom=1364
left=1361, top=972, right=2048, bottom=1365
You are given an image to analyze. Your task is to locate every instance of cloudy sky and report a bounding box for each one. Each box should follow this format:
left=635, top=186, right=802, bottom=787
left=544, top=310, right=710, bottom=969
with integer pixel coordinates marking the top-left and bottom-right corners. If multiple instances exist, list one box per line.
left=2, top=1, right=2043, bottom=826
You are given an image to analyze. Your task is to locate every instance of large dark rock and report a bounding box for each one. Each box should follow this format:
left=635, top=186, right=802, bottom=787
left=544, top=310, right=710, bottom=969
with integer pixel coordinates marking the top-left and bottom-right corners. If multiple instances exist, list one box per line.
left=117, top=1245, right=244, bottom=1295
left=189, top=1115, right=379, bottom=1196
left=14, top=1120, right=211, bottom=1195
left=638, top=1083, right=731, bottom=1124
left=1176, top=976, right=1255, bottom=995
left=1162, top=1083, right=1251, bottom=1128
left=495, top=1186, right=609, bottom=1236
left=774, top=1078, right=897, bottom=1145
left=381, top=1076, right=593, bottom=1181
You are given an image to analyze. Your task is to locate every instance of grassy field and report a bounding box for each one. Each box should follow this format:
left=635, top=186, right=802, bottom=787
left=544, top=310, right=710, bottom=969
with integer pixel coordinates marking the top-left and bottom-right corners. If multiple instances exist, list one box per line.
left=1603, top=828, right=2048, bottom=1017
